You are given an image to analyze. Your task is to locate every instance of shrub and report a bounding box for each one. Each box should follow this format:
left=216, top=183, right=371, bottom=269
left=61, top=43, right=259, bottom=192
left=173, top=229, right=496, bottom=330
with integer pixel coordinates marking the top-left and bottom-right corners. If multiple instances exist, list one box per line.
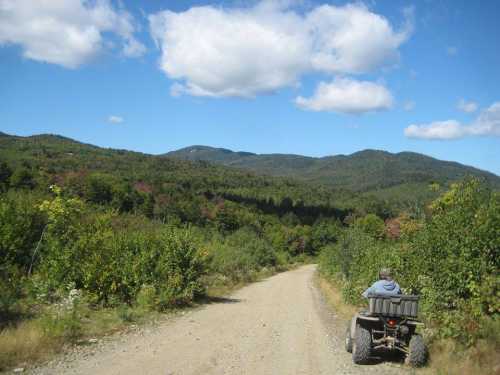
left=353, top=213, right=386, bottom=239
left=210, top=227, right=277, bottom=282
left=0, top=193, right=46, bottom=272
left=141, top=227, right=206, bottom=308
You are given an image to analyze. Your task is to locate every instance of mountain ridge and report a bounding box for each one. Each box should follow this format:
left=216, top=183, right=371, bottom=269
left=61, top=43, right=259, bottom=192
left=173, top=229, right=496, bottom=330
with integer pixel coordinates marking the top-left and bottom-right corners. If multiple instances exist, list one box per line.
left=1, top=132, right=498, bottom=197
left=167, top=145, right=500, bottom=192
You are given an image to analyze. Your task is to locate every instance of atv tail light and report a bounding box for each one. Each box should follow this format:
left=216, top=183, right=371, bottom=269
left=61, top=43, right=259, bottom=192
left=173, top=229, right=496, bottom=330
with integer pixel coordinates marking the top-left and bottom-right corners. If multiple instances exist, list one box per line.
left=388, top=319, right=397, bottom=327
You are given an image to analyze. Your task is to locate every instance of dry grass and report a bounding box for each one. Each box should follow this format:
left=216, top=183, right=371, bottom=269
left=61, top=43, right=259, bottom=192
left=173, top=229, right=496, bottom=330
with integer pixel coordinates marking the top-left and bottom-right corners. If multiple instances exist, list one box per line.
left=0, top=319, right=61, bottom=371
left=316, top=275, right=358, bottom=320
left=420, top=339, right=500, bottom=375
left=0, top=307, right=145, bottom=372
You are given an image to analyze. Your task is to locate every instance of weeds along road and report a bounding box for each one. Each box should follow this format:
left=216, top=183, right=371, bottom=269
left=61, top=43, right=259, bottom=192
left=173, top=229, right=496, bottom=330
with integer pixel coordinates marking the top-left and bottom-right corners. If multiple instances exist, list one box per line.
left=32, top=265, right=406, bottom=375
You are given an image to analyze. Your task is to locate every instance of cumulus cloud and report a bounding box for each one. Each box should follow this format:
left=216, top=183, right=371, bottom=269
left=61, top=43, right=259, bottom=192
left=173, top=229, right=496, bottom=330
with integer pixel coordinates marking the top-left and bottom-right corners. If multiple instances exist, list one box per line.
left=457, top=98, right=478, bottom=113
left=405, top=120, right=464, bottom=140
left=108, top=115, right=124, bottom=124
left=0, top=0, right=145, bottom=68
left=405, top=102, right=500, bottom=140
left=295, top=78, right=393, bottom=114
left=149, top=2, right=412, bottom=98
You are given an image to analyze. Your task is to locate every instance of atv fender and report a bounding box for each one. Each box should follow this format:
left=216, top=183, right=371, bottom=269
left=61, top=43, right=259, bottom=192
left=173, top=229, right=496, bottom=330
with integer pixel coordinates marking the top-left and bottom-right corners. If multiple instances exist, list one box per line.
left=350, top=313, right=380, bottom=339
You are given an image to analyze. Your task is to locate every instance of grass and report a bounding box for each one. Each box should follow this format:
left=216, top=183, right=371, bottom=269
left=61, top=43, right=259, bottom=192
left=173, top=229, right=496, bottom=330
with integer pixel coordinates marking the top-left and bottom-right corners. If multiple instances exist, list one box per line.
left=315, top=274, right=358, bottom=320
left=0, top=304, right=150, bottom=372
left=419, top=338, right=500, bottom=375
left=317, top=273, right=500, bottom=375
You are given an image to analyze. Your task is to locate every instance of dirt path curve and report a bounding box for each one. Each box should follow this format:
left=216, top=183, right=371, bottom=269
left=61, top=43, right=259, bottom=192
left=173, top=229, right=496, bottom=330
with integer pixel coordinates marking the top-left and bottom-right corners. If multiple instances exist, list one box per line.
left=32, top=265, right=406, bottom=375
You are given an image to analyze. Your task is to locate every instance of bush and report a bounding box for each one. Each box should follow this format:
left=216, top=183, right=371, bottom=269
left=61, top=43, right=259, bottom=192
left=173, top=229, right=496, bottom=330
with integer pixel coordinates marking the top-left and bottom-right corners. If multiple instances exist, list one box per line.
left=0, top=264, right=24, bottom=323
left=353, top=213, right=385, bottom=239
left=210, top=227, right=277, bottom=282
left=406, top=178, right=499, bottom=343
left=35, top=188, right=206, bottom=308
left=140, top=227, right=206, bottom=308
left=0, top=193, right=46, bottom=272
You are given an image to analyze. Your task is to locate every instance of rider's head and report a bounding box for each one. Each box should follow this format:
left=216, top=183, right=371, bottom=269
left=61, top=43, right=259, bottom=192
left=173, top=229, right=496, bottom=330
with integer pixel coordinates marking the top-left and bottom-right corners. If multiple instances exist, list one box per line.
left=379, top=268, right=392, bottom=281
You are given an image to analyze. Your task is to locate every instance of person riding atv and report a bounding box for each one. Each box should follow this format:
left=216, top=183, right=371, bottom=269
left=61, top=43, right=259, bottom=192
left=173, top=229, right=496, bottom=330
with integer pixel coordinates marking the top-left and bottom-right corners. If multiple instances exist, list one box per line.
left=362, top=268, right=401, bottom=298
left=345, top=268, right=428, bottom=367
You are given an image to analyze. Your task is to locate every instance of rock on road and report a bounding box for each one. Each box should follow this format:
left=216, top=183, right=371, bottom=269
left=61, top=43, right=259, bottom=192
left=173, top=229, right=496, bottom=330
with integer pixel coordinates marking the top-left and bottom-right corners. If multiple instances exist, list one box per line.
left=32, top=265, right=406, bottom=375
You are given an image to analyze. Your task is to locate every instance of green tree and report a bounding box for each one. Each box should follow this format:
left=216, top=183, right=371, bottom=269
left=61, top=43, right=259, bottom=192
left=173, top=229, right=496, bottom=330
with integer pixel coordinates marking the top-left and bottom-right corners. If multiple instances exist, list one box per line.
left=85, top=174, right=114, bottom=204
left=0, top=161, right=12, bottom=191
left=10, top=168, right=35, bottom=189
left=354, top=214, right=385, bottom=239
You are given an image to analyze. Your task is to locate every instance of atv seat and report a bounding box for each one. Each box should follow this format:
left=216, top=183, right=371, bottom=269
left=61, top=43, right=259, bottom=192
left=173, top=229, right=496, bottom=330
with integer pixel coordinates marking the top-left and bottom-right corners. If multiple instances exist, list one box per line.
left=367, top=293, right=419, bottom=318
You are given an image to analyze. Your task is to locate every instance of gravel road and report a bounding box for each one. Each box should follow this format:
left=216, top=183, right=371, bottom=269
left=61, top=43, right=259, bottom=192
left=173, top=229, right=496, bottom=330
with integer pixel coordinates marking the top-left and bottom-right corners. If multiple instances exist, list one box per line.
left=31, top=265, right=407, bottom=375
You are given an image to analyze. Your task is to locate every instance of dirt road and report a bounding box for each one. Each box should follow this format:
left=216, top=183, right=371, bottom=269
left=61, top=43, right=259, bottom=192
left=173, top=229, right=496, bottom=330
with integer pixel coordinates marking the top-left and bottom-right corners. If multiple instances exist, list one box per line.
left=32, top=265, right=406, bottom=375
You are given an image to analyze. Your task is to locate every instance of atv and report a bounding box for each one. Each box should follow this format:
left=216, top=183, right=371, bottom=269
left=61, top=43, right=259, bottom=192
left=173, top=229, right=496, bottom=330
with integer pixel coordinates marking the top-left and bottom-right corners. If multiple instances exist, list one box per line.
left=345, top=293, right=428, bottom=367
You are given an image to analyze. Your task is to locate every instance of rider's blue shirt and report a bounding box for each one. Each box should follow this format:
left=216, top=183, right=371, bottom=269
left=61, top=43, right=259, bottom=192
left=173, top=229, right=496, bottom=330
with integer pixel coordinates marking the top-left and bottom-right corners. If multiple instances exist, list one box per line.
left=362, top=279, right=401, bottom=298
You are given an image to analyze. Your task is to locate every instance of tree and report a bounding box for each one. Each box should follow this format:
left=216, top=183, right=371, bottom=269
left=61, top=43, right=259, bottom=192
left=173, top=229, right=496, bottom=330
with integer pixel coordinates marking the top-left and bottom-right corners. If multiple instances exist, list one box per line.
left=10, top=167, right=35, bottom=189
left=85, top=174, right=114, bottom=204
left=354, top=214, right=385, bottom=239
left=0, top=161, right=12, bottom=191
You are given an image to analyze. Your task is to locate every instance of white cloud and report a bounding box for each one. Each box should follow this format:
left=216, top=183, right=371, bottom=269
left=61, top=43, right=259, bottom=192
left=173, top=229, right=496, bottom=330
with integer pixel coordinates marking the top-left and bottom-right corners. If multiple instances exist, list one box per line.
left=403, top=100, right=416, bottom=111
left=0, top=0, right=145, bottom=68
left=108, top=115, right=124, bottom=124
left=149, top=2, right=412, bottom=98
left=405, top=120, right=465, bottom=140
left=295, top=78, right=393, bottom=114
left=457, top=98, right=478, bottom=113
left=405, top=102, right=500, bottom=140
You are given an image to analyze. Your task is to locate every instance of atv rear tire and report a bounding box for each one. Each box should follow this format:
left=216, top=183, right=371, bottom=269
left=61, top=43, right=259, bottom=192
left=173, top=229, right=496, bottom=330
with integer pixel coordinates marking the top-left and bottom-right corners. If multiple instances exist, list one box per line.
left=352, top=324, right=371, bottom=364
left=407, top=334, right=428, bottom=367
left=345, top=326, right=353, bottom=353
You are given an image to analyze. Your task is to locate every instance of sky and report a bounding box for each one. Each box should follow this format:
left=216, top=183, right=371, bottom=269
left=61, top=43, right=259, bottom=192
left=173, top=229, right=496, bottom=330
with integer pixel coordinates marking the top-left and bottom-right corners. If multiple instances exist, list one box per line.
left=1, top=0, right=499, bottom=175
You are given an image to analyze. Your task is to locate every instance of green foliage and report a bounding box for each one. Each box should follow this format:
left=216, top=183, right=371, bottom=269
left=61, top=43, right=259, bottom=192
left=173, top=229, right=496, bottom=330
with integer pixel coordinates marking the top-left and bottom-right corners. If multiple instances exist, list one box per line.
left=38, top=194, right=206, bottom=308
left=84, top=173, right=114, bottom=205
left=310, top=219, right=342, bottom=251
left=0, top=161, right=12, bottom=191
left=9, top=168, right=35, bottom=189
left=353, top=213, right=386, bottom=239
left=406, top=178, right=499, bottom=343
left=169, top=146, right=500, bottom=199
left=210, top=227, right=278, bottom=282
left=0, top=263, right=24, bottom=322
left=319, top=178, right=499, bottom=345
left=0, top=193, right=46, bottom=271
left=140, top=227, right=206, bottom=308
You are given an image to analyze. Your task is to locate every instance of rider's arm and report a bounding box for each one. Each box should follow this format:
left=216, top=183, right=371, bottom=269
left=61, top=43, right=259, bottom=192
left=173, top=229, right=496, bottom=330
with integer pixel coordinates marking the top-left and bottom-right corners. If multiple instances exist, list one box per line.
left=362, top=283, right=376, bottom=298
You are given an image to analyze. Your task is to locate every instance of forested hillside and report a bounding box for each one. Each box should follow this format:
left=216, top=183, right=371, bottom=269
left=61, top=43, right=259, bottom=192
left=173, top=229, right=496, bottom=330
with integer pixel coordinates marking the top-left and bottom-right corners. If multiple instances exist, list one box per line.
left=168, top=145, right=500, bottom=195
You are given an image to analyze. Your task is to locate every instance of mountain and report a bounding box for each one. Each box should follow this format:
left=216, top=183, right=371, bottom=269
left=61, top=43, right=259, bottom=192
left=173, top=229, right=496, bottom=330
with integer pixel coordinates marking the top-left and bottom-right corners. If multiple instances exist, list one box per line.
left=2, top=133, right=497, bottom=214
left=0, top=132, right=353, bottom=214
left=167, top=146, right=500, bottom=193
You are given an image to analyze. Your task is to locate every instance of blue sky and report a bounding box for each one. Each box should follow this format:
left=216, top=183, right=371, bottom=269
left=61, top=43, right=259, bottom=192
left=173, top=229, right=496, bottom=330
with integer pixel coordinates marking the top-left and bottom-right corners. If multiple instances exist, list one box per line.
left=1, top=0, right=499, bottom=175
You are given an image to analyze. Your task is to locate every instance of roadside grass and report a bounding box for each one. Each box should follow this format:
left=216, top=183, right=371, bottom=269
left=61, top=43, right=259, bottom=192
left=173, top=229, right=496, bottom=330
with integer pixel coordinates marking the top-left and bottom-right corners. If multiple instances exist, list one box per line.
left=317, top=273, right=500, bottom=375
left=0, top=262, right=305, bottom=373
left=316, top=274, right=358, bottom=320
left=0, top=304, right=162, bottom=372
left=419, top=337, right=500, bottom=375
